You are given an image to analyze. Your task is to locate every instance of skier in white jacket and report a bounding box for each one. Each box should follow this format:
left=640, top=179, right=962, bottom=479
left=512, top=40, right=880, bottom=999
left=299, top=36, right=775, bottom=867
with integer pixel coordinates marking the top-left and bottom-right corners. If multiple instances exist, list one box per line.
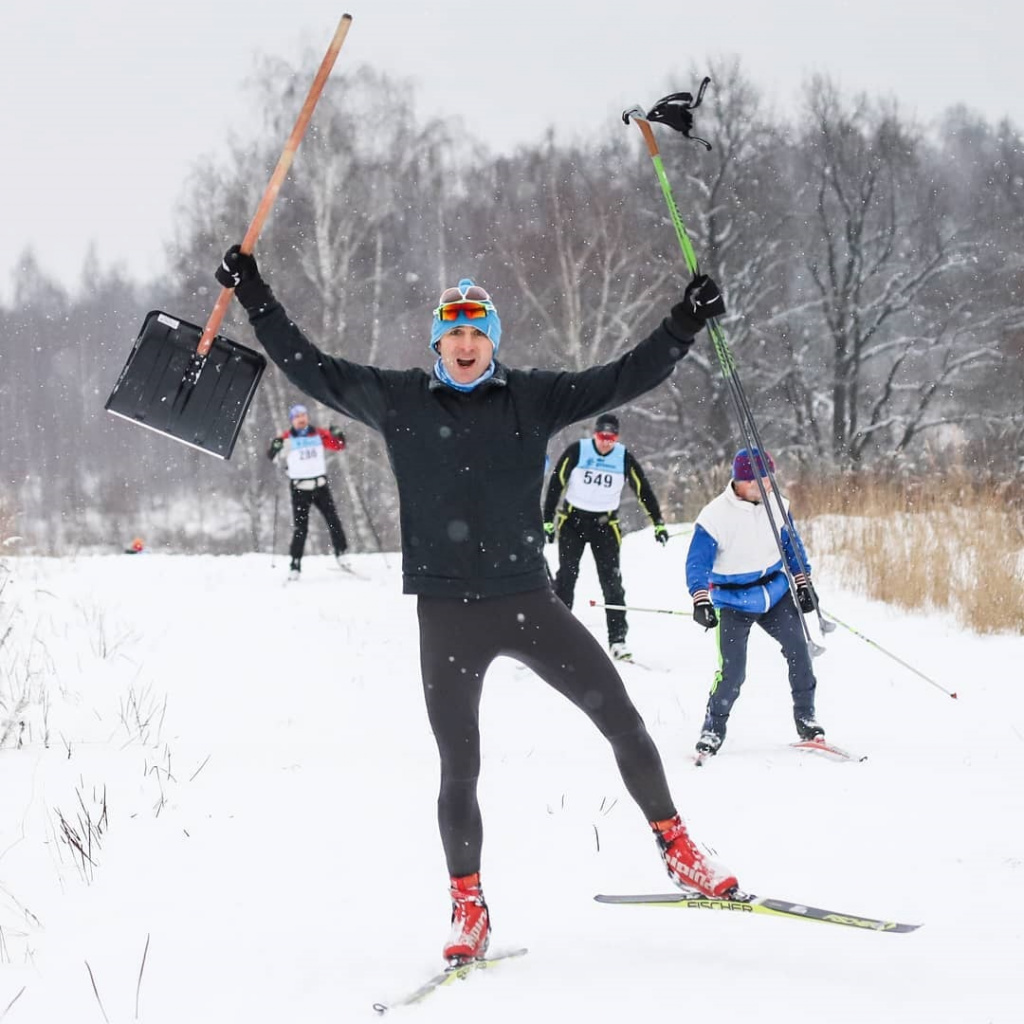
left=685, top=448, right=824, bottom=758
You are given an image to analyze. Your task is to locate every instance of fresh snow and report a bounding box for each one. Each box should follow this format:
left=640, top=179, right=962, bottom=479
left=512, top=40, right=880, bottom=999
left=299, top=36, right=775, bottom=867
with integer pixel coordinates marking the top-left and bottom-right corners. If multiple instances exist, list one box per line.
left=1, top=530, right=1022, bottom=1022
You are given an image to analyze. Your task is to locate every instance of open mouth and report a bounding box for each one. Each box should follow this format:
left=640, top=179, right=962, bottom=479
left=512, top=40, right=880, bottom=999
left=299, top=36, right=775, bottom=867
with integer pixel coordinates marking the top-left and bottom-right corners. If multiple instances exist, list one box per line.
left=456, top=357, right=476, bottom=368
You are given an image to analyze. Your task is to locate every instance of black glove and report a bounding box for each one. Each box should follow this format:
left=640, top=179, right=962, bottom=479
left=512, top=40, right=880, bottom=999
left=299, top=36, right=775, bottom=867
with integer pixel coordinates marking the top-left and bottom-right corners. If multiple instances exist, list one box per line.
left=682, top=274, right=725, bottom=322
left=267, top=437, right=284, bottom=460
left=215, top=244, right=274, bottom=312
left=691, top=590, right=718, bottom=629
left=793, top=573, right=818, bottom=615
left=329, top=425, right=346, bottom=444
left=543, top=521, right=556, bottom=544
left=662, top=274, right=725, bottom=341
left=654, top=524, right=669, bottom=546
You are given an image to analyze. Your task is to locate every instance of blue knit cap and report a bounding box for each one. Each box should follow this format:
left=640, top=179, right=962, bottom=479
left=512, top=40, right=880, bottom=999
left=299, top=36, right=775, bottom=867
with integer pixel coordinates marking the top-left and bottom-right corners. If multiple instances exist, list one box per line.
left=289, top=404, right=308, bottom=421
left=430, top=278, right=502, bottom=353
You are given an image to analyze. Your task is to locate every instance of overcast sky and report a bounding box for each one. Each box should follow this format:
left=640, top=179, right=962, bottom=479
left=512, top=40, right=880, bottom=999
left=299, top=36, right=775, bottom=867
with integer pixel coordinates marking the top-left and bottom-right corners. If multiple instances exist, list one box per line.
left=2, top=0, right=1020, bottom=299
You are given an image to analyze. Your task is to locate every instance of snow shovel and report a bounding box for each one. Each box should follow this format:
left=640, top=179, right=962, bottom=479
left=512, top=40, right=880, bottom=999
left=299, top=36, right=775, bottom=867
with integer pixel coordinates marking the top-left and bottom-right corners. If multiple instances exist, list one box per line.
left=105, top=12, right=354, bottom=460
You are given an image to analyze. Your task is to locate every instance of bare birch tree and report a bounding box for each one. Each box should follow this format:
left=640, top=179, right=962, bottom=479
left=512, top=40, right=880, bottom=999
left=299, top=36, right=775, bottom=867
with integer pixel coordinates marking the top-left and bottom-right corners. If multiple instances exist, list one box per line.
left=790, top=80, right=995, bottom=468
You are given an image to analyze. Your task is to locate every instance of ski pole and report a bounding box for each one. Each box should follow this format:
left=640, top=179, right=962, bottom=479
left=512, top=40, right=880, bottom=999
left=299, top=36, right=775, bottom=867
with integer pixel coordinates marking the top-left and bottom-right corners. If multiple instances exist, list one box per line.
left=623, top=89, right=826, bottom=657
left=590, top=599, right=689, bottom=617
left=707, top=316, right=835, bottom=638
left=818, top=607, right=958, bottom=700
left=270, top=484, right=280, bottom=568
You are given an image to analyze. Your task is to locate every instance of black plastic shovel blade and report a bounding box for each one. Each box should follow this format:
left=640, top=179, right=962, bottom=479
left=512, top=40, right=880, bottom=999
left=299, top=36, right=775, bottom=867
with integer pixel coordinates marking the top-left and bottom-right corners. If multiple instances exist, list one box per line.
left=105, top=310, right=266, bottom=460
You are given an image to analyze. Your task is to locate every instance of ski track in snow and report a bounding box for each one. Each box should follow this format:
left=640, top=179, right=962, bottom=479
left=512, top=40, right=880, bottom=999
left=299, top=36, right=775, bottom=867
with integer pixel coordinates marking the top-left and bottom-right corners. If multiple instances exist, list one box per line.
left=0, top=536, right=1022, bottom=1023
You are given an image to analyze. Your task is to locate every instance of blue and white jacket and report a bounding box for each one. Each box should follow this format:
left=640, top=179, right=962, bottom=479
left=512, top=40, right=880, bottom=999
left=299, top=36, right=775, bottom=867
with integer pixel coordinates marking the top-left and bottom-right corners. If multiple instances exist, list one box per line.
left=685, top=483, right=811, bottom=614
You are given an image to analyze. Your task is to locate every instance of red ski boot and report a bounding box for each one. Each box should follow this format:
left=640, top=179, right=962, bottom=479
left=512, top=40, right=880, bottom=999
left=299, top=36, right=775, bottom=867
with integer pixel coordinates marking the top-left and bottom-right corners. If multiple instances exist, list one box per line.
left=443, top=872, right=490, bottom=963
left=651, top=815, right=738, bottom=897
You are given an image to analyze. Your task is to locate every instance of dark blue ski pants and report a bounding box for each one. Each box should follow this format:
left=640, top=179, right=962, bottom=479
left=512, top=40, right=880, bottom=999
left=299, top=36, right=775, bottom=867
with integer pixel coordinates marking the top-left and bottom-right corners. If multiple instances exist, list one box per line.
left=702, top=598, right=817, bottom=737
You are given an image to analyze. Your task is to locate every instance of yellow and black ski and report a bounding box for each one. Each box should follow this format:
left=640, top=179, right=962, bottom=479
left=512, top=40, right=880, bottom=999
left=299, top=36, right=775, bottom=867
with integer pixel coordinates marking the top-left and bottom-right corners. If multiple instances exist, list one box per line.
left=373, top=947, right=528, bottom=1015
left=595, top=892, right=920, bottom=933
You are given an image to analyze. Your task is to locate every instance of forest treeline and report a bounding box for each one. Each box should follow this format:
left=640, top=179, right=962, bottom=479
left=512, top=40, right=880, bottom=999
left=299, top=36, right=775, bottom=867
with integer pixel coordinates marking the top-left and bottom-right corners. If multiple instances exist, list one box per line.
left=1, top=57, right=1022, bottom=554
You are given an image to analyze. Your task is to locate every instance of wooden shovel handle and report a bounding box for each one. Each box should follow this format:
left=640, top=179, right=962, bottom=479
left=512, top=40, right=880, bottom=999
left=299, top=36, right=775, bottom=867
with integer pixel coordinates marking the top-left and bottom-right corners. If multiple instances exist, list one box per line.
left=198, top=12, right=354, bottom=357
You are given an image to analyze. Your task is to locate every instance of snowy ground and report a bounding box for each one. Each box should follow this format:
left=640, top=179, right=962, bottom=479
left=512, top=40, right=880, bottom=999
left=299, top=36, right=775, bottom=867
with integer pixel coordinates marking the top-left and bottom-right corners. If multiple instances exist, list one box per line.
left=1, top=532, right=1022, bottom=1023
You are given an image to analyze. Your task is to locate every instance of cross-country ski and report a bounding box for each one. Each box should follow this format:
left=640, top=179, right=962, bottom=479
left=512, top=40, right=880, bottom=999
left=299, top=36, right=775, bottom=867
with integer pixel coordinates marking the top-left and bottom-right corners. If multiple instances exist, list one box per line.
left=695, top=736, right=867, bottom=765
left=791, top=736, right=867, bottom=762
left=372, top=948, right=528, bottom=1015
left=594, top=892, right=919, bottom=933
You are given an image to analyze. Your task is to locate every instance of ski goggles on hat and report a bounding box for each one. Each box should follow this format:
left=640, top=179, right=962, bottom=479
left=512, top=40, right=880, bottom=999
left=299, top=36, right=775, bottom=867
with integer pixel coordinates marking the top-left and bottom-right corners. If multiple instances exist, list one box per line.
left=438, top=283, right=492, bottom=305
left=434, top=300, right=496, bottom=322
left=595, top=431, right=619, bottom=442
left=434, top=283, right=496, bottom=322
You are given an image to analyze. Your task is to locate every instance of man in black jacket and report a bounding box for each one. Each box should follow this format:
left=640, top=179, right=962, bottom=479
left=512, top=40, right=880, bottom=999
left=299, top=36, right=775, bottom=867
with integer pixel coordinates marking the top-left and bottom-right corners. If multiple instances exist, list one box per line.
left=215, top=251, right=736, bottom=964
left=543, top=412, right=668, bottom=661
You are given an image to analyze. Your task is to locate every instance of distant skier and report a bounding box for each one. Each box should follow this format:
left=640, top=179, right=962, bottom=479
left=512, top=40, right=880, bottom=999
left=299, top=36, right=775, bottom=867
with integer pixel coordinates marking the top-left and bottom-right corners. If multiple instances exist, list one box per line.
left=123, top=537, right=145, bottom=554
left=216, top=244, right=738, bottom=965
left=686, top=447, right=824, bottom=759
left=543, top=412, right=669, bottom=661
left=268, top=404, right=349, bottom=580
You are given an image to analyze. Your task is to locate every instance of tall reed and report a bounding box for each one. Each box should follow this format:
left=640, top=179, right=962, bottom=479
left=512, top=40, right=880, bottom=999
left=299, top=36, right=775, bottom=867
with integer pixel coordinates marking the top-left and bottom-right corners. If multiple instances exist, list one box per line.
left=791, top=472, right=1024, bottom=635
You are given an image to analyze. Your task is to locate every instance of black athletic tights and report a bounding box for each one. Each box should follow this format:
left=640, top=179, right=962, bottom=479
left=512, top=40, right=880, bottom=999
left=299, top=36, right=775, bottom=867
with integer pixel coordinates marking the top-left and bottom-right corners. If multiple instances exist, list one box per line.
left=289, top=482, right=347, bottom=562
left=417, top=586, right=676, bottom=877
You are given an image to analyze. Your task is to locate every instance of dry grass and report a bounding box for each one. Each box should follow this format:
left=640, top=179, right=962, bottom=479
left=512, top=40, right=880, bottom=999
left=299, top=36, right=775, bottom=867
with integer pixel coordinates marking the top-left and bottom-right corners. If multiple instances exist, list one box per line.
left=52, top=785, right=108, bottom=885
left=792, top=472, right=1024, bottom=635
left=0, top=497, right=17, bottom=546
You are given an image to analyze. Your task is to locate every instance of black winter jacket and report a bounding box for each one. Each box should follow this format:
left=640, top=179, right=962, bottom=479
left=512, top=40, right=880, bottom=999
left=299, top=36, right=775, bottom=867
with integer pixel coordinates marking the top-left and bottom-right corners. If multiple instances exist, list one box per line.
left=249, top=300, right=701, bottom=598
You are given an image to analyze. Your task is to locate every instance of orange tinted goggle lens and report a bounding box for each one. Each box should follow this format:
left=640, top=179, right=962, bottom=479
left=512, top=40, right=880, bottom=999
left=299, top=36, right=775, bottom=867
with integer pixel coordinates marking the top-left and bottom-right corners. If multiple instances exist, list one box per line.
left=595, top=431, right=618, bottom=442
left=438, top=301, right=490, bottom=321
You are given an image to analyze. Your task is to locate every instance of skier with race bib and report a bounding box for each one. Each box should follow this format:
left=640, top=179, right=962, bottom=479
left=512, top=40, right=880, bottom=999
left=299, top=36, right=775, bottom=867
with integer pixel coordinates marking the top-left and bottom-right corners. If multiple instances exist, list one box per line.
left=267, top=403, right=349, bottom=580
left=543, top=412, right=668, bottom=661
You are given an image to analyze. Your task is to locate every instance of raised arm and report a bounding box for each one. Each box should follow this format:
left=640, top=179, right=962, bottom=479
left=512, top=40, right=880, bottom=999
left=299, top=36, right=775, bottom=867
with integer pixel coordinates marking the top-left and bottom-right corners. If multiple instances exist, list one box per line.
left=538, top=275, right=724, bottom=433
left=216, top=246, right=393, bottom=431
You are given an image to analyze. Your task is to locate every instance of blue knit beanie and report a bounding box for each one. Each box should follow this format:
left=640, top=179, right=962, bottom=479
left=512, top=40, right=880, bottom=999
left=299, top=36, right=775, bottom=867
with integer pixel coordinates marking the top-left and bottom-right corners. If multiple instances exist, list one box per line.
left=732, top=447, right=775, bottom=481
left=430, top=278, right=502, bottom=353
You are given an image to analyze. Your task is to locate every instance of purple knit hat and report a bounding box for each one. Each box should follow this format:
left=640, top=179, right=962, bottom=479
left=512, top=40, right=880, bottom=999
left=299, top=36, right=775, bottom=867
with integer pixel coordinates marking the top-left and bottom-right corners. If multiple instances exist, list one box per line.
left=732, top=447, right=775, bottom=481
